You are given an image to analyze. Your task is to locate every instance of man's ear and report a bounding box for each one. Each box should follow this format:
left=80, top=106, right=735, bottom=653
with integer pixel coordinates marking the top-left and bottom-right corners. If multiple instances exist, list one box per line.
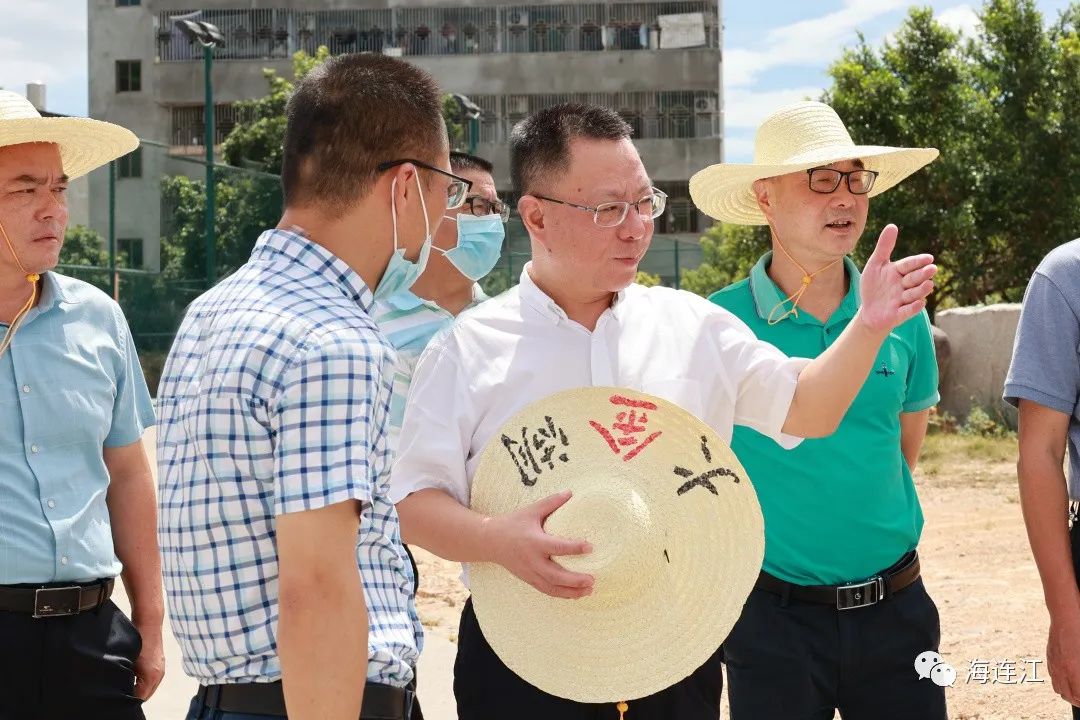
left=518, top=195, right=546, bottom=233
left=518, top=195, right=554, bottom=253
left=752, top=178, right=774, bottom=223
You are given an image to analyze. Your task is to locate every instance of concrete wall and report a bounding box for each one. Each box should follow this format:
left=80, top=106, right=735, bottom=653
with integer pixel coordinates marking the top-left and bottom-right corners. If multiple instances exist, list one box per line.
left=935, top=304, right=1022, bottom=426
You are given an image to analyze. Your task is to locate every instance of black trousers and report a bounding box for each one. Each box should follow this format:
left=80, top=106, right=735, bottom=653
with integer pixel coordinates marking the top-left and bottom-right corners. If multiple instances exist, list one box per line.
left=454, top=597, right=723, bottom=720
left=723, top=575, right=946, bottom=720
left=0, top=598, right=143, bottom=720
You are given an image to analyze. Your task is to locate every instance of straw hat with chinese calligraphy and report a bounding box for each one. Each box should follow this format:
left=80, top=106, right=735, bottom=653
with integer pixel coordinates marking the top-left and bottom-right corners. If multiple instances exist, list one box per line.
left=469, top=386, right=765, bottom=706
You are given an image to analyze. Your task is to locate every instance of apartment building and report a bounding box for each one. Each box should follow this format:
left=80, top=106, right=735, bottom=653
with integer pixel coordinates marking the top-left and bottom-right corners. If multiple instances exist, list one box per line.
left=88, top=0, right=722, bottom=280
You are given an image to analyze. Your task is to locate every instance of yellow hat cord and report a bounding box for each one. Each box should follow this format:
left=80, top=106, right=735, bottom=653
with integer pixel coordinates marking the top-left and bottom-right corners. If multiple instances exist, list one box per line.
left=617, top=701, right=629, bottom=719
left=0, top=221, right=40, bottom=360
left=766, top=232, right=844, bottom=326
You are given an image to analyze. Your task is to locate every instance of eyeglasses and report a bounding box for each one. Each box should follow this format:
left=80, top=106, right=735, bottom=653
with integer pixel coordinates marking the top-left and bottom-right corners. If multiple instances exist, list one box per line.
left=533, top=188, right=668, bottom=228
left=806, top=167, right=879, bottom=195
left=461, top=195, right=511, bottom=223
left=377, top=159, right=473, bottom=209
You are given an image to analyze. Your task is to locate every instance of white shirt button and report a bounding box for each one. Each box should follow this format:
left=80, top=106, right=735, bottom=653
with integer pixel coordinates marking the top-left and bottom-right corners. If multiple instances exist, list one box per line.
left=30, top=444, right=39, bottom=454
left=21, top=384, right=30, bottom=393
left=60, top=556, right=68, bottom=565
left=47, top=499, right=55, bottom=509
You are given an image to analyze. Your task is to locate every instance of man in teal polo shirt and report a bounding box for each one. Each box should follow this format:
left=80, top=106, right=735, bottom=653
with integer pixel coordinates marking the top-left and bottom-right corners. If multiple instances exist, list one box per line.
left=689, top=101, right=944, bottom=719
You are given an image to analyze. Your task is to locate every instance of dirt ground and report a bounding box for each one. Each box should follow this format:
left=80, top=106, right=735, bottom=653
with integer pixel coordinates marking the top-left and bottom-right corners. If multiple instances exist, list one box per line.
left=411, top=432, right=1073, bottom=720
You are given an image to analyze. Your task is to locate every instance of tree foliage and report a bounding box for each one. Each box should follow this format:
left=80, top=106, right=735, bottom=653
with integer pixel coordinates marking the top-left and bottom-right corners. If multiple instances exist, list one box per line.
left=819, top=0, right=1080, bottom=313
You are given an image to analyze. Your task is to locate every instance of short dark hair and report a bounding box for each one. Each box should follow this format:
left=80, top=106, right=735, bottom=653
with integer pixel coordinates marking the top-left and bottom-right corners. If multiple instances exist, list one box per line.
left=449, top=151, right=493, bottom=175
left=509, top=103, right=632, bottom=194
left=281, top=54, right=446, bottom=214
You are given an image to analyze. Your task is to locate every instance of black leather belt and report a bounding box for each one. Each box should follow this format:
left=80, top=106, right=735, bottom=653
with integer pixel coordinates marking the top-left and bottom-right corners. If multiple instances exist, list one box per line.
left=755, top=551, right=921, bottom=611
left=0, top=578, right=114, bottom=618
left=194, top=680, right=414, bottom=719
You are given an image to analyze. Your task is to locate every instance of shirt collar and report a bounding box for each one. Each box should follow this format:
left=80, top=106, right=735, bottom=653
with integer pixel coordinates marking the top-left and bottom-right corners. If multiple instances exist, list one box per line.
left=250, top=228, right=374, bottom=313
left=381, top=282, right=488, bottom=313
left=517, top=263, right=627, bottom=325
left=748, top=251, right=862, bottom=327
left=15, top=271, right=71, bottom=329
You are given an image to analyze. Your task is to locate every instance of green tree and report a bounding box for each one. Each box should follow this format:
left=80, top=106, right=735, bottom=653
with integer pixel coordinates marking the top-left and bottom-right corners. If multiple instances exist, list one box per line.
left=223, top=47, right=470, bottom=171
left=635, top=271, right=662, bottom=287
left=823, top=8, right=984, bottom=316
left=59, top=225, right=112, bottom=267
left=821, top=0, right=1080, bottom=314
left=679, top=223, right=769, bottom=297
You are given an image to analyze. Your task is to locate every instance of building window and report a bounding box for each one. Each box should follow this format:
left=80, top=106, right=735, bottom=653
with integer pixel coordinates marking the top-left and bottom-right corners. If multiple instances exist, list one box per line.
left=118, top=238, right=144, bottom=269
left=116, top=148, right=142, bottom=179
left=116, top=60, right=141, bottom=92
left=116, top=0, right=140, bottom=6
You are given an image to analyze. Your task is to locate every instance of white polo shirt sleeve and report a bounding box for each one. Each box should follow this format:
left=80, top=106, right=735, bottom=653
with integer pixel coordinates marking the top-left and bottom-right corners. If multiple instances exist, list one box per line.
left=703, top=301, right=811, bottom=448
left=389, top=335, right=474, bottom=506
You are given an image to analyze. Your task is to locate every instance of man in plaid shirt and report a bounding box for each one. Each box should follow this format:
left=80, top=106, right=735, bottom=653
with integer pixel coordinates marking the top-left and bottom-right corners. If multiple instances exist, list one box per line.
left=157, top=54, right=469, bottom=720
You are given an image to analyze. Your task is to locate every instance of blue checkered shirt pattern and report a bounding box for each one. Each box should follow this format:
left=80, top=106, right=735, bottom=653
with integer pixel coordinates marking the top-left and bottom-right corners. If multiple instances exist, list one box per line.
left=157, top=228, right=421, bottom=686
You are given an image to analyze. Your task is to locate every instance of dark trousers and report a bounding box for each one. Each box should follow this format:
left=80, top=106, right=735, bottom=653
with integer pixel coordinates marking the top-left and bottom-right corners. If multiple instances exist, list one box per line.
left=0, top=598, right=143, bottom=720
left=723, top=575, right=946, bottom=720
left=454, top=597, right=723, bottom=720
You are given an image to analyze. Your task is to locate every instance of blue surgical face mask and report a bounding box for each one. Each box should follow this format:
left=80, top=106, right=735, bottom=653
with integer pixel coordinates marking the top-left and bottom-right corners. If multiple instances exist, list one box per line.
left=436, top=213, right=506, bottom=281
left=373, top=173, right=434, bottom=300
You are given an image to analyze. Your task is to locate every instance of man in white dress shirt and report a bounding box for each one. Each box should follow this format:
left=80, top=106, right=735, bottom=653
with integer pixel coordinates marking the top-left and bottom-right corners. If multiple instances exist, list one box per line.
left=391, top=103, right=937, bottom=720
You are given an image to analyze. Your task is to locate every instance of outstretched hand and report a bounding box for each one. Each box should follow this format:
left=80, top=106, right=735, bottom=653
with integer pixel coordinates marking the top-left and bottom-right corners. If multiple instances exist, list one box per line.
left=857, top=224, right=937, bottom=334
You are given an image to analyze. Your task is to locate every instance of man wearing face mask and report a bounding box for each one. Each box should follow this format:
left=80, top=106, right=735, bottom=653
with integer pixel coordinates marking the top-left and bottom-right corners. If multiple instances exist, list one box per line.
left=374, top=151, right=508, bottom=451
left=156, top=54, right=463, bottom=720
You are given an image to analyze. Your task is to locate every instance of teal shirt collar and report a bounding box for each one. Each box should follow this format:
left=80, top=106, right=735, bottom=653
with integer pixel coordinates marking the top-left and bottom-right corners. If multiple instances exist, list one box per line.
left=748, top=251, right=862, bottom=327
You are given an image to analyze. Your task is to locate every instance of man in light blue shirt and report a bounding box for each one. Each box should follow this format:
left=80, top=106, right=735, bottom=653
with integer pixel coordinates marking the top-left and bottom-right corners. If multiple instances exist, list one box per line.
left=0, top=90, right=161, bottom=719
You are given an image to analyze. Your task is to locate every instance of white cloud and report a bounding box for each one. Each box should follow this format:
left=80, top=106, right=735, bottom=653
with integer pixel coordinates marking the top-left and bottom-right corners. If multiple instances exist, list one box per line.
left=724, top=0, right=910, bottom=89
left=937, top=4, right=982, bottom=36
left=722, top=133, right=756, bottom=163
left=0, top=0, right=86, bottom=113
left=724, top=85, right=824, bottom=130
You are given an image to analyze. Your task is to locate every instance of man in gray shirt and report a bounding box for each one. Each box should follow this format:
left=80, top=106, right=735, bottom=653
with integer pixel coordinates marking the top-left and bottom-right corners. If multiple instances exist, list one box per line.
left=1004, top=238, right=1080, bottom=719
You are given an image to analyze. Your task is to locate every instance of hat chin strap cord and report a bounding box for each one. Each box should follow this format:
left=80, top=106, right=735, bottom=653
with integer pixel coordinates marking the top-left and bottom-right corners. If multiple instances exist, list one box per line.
left=617, top=700, right=629, bottom=718
left=0, top=220, right=40, bottom=360
left=766, top=224, right=843, bottom=326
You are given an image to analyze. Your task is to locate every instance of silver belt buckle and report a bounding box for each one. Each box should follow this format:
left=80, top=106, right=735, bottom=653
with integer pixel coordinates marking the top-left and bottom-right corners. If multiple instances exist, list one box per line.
left=836, top=576, right=885, bottom=611
left=33, top=586, right=82, bottom=618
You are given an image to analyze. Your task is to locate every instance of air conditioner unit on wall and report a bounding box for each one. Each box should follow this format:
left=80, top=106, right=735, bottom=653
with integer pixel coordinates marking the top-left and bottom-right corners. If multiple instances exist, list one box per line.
left=694, top=96, right=717, bottom=113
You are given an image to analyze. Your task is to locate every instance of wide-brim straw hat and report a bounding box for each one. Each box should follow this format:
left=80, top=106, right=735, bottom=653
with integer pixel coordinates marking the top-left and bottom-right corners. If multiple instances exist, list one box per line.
left=469, top=386, right=764, bottom=704
left=0, top=90, right=138, bottom=179
left=690, top=100, right=939, bottom=225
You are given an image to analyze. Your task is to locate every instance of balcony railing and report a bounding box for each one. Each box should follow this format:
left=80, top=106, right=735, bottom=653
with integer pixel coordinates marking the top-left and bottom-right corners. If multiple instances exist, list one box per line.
left=155, top=3, right=720, bottom=61
left=468, top=90, right=720, bottom=144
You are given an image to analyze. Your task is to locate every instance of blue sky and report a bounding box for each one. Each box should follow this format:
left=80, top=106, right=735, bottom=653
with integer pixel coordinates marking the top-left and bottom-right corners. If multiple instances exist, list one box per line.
left=0, top=0, right=1074, bottom=162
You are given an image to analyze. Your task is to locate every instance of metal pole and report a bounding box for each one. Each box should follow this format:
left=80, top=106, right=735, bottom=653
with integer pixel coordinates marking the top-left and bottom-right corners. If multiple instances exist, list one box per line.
left=204, top=44, right=216, bottom=287
left=108, top=159, right=118, bottom=300
left=469, top=116, right=479, bottom=155
left=674, top=238, right=681, bottom=289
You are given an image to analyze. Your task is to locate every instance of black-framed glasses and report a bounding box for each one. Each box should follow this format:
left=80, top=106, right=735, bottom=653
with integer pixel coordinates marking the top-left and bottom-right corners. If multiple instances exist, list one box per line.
left=461, top=195, right=511, bottom=223
left=533, top=188, right=668, bottom=228
left=377, top=159, right=473, bottom=209
left=806, top=167, right=879, bottom=195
